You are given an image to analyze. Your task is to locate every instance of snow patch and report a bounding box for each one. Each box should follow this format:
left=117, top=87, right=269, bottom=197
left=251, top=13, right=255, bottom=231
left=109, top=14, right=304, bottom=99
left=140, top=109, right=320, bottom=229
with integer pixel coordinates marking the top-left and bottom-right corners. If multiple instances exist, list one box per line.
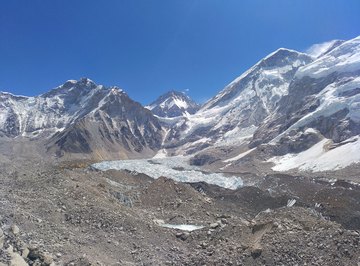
left=161, top=224, right=204, bottom=231
left=153, top=219, right=204, bottom=231
left=268, top=136, right=360, bottom=172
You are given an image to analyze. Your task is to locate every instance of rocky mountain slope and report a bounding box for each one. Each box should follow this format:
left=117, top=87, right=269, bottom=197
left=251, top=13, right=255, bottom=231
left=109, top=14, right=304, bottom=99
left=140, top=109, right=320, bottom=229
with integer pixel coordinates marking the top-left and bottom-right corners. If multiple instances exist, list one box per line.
left=163, top=36, right=360, bottom=174
left=162, top=48, right=313, bottom=155
left=146, top=91, right=200, bottom=118
left=0, top=78, right=164, bottom=160
left=248, top=37, right=360, bottom=172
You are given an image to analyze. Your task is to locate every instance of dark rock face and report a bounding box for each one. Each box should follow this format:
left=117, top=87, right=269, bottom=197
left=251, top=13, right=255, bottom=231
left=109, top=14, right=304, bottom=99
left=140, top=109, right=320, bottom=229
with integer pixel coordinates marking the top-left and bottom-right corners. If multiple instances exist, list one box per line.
left=147, top=91, right=200, bottom=118
left=2, top=110, right=21, bottom=137
left=47, top=87, right=163, bottom=158
left=263, top=130, right=323, bottom=156
left=251, top=73, right=360, bottom=150
left=189, top=153, right=218, bottom=166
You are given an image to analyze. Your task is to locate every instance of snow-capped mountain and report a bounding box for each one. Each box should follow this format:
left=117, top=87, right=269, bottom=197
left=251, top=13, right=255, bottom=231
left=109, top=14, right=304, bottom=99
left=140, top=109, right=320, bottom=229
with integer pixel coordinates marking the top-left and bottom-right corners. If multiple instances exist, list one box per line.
left=162, top=36, right=360, bottom=173
left=0, top=78, right=163, bottom=159
left=1, top=36, right=360, bottom=171
left=146, top=91, right=200, bottom=118
left=0, top=78, right=109, bottom=138
left=251, top=36, right=360, bottom=172
left=163, top=48, right=313, bottom=154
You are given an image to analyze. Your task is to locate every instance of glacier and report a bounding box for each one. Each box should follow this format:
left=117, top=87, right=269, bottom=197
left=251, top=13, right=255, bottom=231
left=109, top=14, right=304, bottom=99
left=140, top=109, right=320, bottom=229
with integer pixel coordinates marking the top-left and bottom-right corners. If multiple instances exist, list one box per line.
left=92, top=156, right=243, bottom=190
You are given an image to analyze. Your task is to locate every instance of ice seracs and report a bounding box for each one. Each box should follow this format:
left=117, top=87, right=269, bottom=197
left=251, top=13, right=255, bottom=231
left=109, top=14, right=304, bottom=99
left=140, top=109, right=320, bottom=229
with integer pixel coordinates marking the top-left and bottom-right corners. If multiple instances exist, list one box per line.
left=92, top=157, right=243, bottom=190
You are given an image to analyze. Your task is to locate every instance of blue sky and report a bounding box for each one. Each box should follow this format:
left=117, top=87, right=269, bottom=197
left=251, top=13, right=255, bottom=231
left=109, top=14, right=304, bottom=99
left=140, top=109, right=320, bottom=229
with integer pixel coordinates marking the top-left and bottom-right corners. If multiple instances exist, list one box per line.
left=1, top=0, right=359, bottom=104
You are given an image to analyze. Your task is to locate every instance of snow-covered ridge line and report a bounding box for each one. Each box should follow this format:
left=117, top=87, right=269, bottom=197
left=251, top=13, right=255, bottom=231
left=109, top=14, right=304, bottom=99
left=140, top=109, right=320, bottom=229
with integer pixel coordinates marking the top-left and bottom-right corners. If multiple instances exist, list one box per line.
left=296, top=36, right=360, bottom=79
left=0, top=78, right=129, bottom=138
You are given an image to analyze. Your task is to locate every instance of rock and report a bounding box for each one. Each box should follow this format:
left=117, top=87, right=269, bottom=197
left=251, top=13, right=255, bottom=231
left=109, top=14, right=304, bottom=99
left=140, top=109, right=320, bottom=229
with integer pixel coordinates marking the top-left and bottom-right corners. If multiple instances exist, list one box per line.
left=175, top=232, right=183, bottom=238
left=0, top=228, right=4, bottom=249
left=175, top=232, right=189, bottom=241
left=7, top=245, right=29, bottom=266
left=220, top=218, right=228, bottom=224
left=210, top=222, right=220, bottom=229
left=251, top=247, right=262, bottom=259
left=200, top=242, right=208, bottom=249
left=21, top=247, right=30, bottom=258
left=11, top=225, right=20, bottom=235
left=349, top=231, right=359, bottom=237
left=41, top=252, right=53, bottom=265
left=27, top=247, right=41, bottom=261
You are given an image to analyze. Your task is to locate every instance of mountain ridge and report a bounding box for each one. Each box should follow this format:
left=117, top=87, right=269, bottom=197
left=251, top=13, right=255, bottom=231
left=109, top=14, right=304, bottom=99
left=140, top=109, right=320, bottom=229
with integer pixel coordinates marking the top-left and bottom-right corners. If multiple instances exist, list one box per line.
left=1, top=36, right=360, bottom=172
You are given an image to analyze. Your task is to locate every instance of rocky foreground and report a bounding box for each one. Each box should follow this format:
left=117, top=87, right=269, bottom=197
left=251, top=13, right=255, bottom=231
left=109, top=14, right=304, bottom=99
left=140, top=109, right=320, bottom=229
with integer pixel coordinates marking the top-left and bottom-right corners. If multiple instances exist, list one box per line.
left=0, top=158, right=359, bottom=265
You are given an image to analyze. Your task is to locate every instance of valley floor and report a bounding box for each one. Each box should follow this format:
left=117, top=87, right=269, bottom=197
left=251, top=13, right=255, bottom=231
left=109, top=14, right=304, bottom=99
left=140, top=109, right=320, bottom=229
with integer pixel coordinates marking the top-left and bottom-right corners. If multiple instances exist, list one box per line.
left=0, top=158, right=359, bottom=265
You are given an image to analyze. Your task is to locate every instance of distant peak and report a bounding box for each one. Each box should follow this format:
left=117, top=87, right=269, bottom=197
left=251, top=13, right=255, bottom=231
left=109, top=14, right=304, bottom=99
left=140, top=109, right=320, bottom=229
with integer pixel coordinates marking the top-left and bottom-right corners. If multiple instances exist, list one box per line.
left=42, top=78, right=99, bottom=98
left=164, top=90, right=187, bottom=97
left=78, top=77, right=96, bottom=86
left=147, top=90, right=200, bottom=118
left=264, top=47, right=307, bottom=60
left=62, top=77, right=97, bottom=88
left=109, top=86, right=124, bottom=95
left=65, top=79, right=77, bottom=84
left=257, top=47, right=312, bottom=69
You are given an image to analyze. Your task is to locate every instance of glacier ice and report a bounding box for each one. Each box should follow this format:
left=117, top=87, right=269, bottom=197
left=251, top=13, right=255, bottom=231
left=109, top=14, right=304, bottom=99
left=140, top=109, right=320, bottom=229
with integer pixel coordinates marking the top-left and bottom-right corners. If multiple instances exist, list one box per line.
left=92, top=156, right=243, bottom=190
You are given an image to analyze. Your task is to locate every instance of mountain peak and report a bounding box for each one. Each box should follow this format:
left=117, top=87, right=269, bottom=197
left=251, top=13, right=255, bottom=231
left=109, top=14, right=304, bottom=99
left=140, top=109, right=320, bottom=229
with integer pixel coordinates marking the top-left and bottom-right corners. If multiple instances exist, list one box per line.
left=258, top=47, right=312, bottom=68
left=42, top=78, right=99, bottom=98
left=147, top=90, right=200, bottom=118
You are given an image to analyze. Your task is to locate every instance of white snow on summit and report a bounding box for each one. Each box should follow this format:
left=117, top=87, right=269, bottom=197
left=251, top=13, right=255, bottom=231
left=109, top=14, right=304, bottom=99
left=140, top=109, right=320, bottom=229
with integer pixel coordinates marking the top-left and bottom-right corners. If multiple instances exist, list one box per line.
left=306, top=40, right=341, bottom=58
left=297, top=36, right=360, bottom=79
left=147, top=91, right=199, bottom=118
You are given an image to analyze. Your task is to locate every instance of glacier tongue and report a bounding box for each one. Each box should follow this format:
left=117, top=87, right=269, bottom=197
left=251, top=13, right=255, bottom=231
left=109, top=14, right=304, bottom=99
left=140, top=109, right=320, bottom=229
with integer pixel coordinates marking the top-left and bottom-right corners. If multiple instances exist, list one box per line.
left=92, top=157, right=243, bottom=190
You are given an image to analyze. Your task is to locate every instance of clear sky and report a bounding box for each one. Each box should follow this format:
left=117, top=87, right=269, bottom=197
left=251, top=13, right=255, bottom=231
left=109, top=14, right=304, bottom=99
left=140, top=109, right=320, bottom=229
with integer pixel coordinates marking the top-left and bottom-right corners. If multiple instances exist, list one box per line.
left=1, top=0, right=359, bottom=104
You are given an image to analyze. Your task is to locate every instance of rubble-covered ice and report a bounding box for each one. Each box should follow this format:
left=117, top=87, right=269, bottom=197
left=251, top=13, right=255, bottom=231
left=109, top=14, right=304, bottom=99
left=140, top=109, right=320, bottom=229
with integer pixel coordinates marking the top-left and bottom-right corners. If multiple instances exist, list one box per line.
left=92, top=157, right=243, bottom=190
